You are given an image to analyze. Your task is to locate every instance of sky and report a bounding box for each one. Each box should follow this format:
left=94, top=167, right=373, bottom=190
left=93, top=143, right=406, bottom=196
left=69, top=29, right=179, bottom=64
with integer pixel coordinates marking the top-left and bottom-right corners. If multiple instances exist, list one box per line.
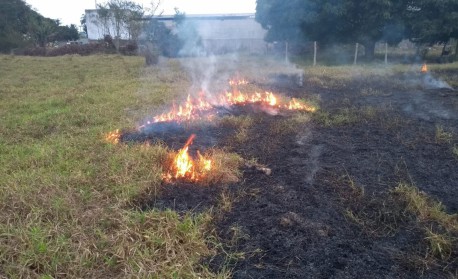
left=25, top=0, right=257, bottom=27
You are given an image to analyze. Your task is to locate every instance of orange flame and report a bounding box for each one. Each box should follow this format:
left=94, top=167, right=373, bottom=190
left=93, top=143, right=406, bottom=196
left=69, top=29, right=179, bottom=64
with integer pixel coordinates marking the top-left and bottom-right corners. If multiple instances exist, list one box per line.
left=105, top=129, right=121, bottom=144
left=140, top=94, right=213, bottom=128
left=287, top=98, right=316, bottom=112
left=229, top=78, right=249, bottom=86
left=421, top=63, right=428, bottom=73
left=164, top=134, right=212, bottom=182
left=138, top=90, right=314, bottom=130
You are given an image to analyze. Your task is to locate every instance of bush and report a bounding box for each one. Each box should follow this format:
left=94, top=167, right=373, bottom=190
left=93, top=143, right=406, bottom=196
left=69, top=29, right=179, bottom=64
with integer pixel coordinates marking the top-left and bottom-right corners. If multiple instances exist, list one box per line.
left=119, top=42, right=138, bottom=56
left=19, top=43, right=115, bottom=57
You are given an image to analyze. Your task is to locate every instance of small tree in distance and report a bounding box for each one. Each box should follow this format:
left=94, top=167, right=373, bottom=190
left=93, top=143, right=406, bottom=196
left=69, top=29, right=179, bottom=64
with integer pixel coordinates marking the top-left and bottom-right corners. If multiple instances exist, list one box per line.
left=97, top=0, right=144, bottom=51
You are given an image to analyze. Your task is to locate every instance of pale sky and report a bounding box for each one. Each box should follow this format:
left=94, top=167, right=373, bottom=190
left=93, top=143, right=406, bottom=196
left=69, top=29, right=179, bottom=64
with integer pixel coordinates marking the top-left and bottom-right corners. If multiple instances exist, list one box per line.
left=25, top=0, right=257, bottom=27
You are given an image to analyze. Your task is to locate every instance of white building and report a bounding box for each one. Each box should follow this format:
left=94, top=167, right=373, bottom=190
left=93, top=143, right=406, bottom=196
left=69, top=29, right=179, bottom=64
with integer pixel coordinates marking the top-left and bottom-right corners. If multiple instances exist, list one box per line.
left=85, top=10, right=268, bottom=54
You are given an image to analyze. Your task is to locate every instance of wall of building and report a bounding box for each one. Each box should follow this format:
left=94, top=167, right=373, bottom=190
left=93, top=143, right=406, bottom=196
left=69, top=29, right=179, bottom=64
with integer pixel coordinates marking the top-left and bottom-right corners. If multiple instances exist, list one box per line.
left=85, top=10, right=267, bottom=54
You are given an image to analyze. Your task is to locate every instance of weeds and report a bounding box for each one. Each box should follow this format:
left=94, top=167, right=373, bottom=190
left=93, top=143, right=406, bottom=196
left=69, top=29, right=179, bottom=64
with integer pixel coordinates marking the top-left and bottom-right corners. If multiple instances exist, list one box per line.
left=453, top=144, right=458, bottom=159
left=219, top=116, right=254, bottom=144
left=393, top=183, right=457, bottom=231
left=392, top=184, right=457, bottom=264
left=435, top=125, right=453, bottom=144
left=313, top=106, right=378, bottom=127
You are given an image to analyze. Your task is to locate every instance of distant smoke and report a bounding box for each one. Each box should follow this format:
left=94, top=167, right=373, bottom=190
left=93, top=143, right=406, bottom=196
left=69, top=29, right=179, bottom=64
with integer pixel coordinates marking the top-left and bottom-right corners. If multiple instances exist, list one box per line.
left=422, top=73, right=453, bottom=90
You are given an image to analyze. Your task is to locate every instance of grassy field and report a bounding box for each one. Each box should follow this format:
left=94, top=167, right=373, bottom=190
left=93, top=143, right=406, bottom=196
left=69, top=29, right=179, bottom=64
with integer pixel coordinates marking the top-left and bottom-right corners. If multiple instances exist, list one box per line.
left=0, top=55, right=229, bottom=278
left=0, top=54, right=457, bottom=278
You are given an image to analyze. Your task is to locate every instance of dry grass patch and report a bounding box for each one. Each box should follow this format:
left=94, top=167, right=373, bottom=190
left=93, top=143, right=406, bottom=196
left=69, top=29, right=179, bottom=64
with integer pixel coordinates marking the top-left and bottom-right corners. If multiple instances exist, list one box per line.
left=219, top=116, right=254, bottom=144
left=435, top=125, right=454, bottom=144
left=453, top=144, right=458, bottom=159
left=337, top=171, right=457, bottom=271
left=204, top=149, right=244, bottom=185
left=314, top=106, right=379, bottom=127
left=393, top=183, right=458, bottom=261
left=269, top=112, right=311, bottom=136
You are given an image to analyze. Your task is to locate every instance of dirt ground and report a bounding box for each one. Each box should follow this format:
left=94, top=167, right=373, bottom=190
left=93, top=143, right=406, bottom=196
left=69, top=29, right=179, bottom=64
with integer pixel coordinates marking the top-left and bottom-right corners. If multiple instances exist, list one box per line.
left=126, top=70, right=457, bottom=278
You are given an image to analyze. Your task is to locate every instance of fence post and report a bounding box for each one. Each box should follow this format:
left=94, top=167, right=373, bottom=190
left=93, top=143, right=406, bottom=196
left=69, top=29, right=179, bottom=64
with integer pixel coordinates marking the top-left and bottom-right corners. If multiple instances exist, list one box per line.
left=385, top=42, right=388, bottom=65
left=313, top=41, right=317, bottom=66
left=285, top=41, right=289, bottom=63
left=354, top=43, right=359, bottom=65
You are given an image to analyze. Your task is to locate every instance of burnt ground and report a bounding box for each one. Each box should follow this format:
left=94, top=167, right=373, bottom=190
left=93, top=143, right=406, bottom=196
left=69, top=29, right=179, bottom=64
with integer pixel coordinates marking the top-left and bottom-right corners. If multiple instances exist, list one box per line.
left=128, top=71, right=458, bottom=278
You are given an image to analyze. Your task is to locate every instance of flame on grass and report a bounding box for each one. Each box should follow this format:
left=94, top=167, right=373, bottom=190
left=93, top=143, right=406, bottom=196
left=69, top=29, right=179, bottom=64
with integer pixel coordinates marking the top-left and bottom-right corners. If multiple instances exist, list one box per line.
left=421, top=63, right=428, bottom=73
left=105, top=129, right=121, bottom=144
left=164, top=134, right=212, bottom=183
left=138, top=90, right=315, bottom=128
left=229, top=78, right=249, bottom=86
left=105, top=76, right=316, bottom=144
left=138, top=94, right=214, bottom=129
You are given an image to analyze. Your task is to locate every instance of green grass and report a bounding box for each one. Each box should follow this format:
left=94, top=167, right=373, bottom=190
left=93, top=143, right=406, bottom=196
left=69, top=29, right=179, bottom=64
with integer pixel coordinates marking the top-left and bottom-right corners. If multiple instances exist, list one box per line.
left=313, top=106, right=379, bottom=127
left=0, top=55, right=227, bottom=278
left=1, top=54, right=456, bottom=277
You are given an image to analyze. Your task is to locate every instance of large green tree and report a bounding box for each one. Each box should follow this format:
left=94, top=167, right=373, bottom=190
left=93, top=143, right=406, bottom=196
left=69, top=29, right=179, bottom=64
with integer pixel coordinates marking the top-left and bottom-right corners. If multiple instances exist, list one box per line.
left=256, top=0, right=406, bottom=60
left=0, top=0, right=34, bottom=51
left=0, top=0, right=80, bottom=52
left=404, top=0, right=458, bottom=57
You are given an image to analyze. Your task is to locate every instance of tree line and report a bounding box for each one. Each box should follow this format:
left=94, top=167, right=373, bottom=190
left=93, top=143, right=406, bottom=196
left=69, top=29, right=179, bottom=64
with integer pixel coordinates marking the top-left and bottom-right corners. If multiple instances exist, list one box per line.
left=0, top=0, right=80, bottom=52
left=255, top=0, right=458, bottom=60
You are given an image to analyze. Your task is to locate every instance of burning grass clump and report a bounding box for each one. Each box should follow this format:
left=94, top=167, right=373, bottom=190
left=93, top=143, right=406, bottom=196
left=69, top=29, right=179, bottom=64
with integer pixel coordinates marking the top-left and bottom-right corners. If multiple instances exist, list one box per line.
left=162, top=134, right=244, bottom=185
left=163, top=148, right=243, bottom=186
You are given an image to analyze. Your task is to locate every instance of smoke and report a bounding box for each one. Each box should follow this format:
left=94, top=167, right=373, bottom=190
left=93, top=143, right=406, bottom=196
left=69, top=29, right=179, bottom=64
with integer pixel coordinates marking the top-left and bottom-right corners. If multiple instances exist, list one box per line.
left=421, top=73, right=453, bottom=90
left=401, top=65, right=454, bottom=90
left=173, top=18, right=243, bottom=96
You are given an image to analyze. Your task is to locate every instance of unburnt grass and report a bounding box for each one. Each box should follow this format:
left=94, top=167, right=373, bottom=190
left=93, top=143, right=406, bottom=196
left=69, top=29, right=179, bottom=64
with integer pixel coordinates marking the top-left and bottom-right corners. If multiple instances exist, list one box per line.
left=1, top=54, right=457, bottom=278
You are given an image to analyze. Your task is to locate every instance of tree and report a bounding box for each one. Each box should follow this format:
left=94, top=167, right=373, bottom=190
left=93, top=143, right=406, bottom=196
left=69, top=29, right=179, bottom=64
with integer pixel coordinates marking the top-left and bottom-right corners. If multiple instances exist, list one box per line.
left=0, top=0, right=81, bottom=52
left=97, top=0, right=144, bottom=50
left=138, top=1, right=185, bottom=65
left=53, top=24, right=80, bottom=42
left=404, top=0, right=458, bottom=58
left=80, top=14, right=87, bottom=36
left=0, top=0, right=37, bottom=51
left=255, top=0, right=308, bottom=44
left=27, top=14, right=59, bottom=47
left=256, top=0, right=406, bottom=60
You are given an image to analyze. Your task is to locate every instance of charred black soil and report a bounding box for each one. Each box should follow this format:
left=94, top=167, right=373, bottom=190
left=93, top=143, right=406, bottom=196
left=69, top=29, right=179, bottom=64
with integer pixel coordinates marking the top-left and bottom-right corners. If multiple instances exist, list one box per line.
left=132, top=71, right=458, bottom=278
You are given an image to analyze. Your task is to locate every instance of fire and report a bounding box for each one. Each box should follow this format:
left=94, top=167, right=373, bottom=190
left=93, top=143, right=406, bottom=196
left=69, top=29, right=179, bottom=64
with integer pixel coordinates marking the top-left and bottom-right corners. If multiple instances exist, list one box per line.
left=222, top=91, right=277, bottom=106
left=229, top=78, right=249, bottom=86
left=421, top=63, right=428, bottom=73
left=138, top=90, right=314, bottom=130
left=105, top=129, right=121, bottom=144
left=287, top=98, right=316, bottom=112
left=164, top=134, right=212, bottom=182
left=139, top=94, right=213, bottom=129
